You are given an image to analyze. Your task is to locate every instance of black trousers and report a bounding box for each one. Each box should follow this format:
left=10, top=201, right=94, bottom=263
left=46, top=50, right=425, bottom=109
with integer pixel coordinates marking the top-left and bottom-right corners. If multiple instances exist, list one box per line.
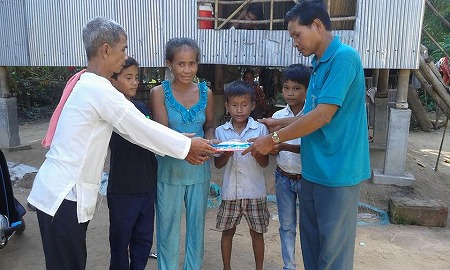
left=37, top=199, right=89, bottom=270
left=107, top=190, right=156, bottom=270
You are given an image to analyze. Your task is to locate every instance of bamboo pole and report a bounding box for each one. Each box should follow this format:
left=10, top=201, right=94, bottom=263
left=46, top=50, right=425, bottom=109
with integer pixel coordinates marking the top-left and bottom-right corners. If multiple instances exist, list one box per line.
left=270, top=0, right=274, bottom=30
left=217, top=0, right=251, bottom=29
left=197, top=0, right=355, bottom=29
left=419, top=56, right=450, bottom=108
left=214, top=0, right=219, bottom=29
left=412, top=69, right=450, bottom=118
left=434, top=117, right=449, bottom=171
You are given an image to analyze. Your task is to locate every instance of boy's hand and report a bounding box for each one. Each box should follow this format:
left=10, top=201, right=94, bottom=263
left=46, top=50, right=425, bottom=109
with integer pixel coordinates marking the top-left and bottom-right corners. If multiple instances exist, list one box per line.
left=218, top=151, right=234, bottom=158
left=207, top=139, right=221, bottom=145
left=269, top=143, right=282, bottom=155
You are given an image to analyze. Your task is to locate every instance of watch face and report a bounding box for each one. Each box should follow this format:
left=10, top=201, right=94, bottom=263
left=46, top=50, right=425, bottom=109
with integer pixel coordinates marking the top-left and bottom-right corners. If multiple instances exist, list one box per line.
left=272, top=132, right=280, bottom=143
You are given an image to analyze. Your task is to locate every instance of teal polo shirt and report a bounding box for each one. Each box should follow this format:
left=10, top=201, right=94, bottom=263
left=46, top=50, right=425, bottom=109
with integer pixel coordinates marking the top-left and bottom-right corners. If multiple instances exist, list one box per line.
left=301, top=36, right=371, bottom=187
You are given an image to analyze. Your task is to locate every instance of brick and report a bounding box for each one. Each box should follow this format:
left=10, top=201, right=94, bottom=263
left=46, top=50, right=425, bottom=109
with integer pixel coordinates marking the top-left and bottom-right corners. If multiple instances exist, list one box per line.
left=389, top=196, right=448, bottom=227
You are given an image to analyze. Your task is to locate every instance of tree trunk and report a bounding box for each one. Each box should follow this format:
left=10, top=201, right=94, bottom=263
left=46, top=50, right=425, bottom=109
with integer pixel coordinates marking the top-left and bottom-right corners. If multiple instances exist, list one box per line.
left=408, top=84, right=434, bottom=131
left=0, top=66, right=11, bottom=98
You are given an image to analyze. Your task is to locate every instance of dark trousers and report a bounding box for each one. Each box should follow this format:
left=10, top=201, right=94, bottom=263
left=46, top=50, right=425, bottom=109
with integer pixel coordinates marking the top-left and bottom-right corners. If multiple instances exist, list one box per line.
left=299, top=179, right=360, bottom=270
left=107, top=190, right=156, bottom=270
left=37, top=199, right=89, bottom=270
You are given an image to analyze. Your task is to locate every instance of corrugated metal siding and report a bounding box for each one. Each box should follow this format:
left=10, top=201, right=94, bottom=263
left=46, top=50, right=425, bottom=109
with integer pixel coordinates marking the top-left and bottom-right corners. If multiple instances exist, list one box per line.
left=0, top=0, right=29, bottom=65
left=25, top=0, right=116, bottom=66
left=0, top=0, right=425, bottom=69
left=356, top=0, right=424, bottom=69
left=116, top=0, right=164, bottom=67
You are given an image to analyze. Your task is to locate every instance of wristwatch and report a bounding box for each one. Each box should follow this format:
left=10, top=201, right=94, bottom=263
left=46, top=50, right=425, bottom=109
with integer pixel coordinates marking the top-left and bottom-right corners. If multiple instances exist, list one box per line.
left=271, top=132, right=281, bottom=144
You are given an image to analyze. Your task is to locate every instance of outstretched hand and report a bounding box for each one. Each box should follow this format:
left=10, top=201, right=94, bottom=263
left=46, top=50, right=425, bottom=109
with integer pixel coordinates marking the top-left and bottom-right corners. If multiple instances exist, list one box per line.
left=185, top=137, right=216, bottom=165
left=258, top=118, right=282, bottom=133
left=241, top=135, right=275, bottom=156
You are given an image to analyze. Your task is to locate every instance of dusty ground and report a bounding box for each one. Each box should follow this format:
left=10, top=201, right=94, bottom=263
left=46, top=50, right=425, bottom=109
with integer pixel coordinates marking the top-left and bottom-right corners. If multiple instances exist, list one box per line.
left=1, top=119, right=450, bottom=269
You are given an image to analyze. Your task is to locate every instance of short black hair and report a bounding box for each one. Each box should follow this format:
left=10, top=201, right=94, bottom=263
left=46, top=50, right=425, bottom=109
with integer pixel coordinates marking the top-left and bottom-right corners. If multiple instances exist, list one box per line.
left=165, top=38, right=201, bottom=63
left=111, top=56, right=139, bottom=79
left=284, top=0, right=331, bottom=31
left=243, top=69, right=255, bottom=79
left=247, top=3, right=264, bottom=20
left=225, top=80, right=255, bottom=102
left=282, top=64, right=312, bottom=88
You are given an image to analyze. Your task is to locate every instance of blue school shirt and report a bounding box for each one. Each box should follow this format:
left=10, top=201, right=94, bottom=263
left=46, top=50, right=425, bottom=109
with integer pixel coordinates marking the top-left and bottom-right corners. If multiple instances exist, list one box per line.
left=301, top=36, right=371, bottom=187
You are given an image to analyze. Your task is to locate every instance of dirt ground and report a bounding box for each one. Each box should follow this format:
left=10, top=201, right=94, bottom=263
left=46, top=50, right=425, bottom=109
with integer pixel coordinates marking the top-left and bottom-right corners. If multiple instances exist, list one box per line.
left=1, top=119, right=450, bottom=270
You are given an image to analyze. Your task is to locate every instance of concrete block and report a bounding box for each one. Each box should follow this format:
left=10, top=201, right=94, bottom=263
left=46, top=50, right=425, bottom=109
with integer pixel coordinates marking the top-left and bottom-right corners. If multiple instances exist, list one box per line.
left=372, top=168, right=415, bottom=186
left=389, top=196, right=448, bottom=227
left=384, top=108, right=411, bottom=176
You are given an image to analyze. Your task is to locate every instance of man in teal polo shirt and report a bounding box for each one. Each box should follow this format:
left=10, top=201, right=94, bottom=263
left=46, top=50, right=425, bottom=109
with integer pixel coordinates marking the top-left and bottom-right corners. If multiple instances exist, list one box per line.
left=242, top=0, right=370, bottom=269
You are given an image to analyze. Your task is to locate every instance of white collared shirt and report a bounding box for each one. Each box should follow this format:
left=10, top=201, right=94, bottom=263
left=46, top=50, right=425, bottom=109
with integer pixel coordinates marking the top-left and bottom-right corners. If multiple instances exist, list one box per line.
left=28, top=72, right=190, bottom=223
left=214, top=117, right=269, bottom=200
left=272, top=105, right=303, bottom=174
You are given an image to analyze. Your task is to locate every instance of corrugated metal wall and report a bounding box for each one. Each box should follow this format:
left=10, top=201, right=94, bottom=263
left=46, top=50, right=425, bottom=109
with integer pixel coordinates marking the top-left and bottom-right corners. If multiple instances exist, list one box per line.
left=0, top=0, right=29, bottom=65
left=0, top=0, right=425, bottom=69
left=356, top=0, right=425, bottom=69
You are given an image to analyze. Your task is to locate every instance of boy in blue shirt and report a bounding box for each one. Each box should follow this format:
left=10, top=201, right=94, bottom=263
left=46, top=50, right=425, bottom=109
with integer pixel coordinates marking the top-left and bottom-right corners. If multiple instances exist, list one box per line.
left=214, top=80, right=269, bottom=270
left=270, top=64, right=311, bottom=270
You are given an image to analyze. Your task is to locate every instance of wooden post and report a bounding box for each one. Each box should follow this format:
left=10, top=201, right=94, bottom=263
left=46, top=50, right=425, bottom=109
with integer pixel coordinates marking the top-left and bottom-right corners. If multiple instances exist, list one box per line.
left=214, top=65, right=225, bottom=125
left=408, top=84, right=434, bottom=131
left=377, top=69, right=390, bottom=93
left=0, top=67, right=11, bottom=98
left=396, top=69, right=409, bottom=109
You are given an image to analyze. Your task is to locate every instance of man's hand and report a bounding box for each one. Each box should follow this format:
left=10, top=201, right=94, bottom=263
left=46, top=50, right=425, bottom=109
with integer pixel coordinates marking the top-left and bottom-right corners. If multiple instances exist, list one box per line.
left=241, top=135, right=275, bottom=156
left=258, top=118, right=282, bottom=133
left=185, top=137, right=216, bottom=165
left=258, top=117, right=298, bottom=133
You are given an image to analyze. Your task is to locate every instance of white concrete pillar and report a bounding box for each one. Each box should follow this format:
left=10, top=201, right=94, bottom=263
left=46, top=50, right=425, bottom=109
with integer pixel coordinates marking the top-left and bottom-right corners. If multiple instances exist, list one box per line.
left=372, top=69, right=415, bottom=186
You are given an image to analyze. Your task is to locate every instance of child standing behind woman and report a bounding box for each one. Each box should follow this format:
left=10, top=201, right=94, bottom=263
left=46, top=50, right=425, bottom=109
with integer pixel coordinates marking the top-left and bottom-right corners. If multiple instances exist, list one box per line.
left=270, top=64, right=311, bottom=270
left=150, top=38, right=215, bottom=270
left=107, top=56, right=158, bottom=270
left=214, top=80, right=270, bottom=270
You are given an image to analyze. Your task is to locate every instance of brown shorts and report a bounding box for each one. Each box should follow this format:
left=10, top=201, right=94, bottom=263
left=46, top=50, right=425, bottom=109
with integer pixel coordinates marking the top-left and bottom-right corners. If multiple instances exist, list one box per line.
left=216, top=198, right=270, bottom=233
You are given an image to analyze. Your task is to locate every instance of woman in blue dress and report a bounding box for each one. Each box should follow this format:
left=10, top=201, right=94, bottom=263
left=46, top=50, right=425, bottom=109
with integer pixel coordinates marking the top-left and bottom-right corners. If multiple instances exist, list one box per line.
left=150, top=37, right=215, bottom=270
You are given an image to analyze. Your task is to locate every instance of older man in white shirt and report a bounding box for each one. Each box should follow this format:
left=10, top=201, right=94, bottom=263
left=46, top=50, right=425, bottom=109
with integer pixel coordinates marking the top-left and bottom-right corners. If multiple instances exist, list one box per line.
left=28, top=17, right=215, bottom=270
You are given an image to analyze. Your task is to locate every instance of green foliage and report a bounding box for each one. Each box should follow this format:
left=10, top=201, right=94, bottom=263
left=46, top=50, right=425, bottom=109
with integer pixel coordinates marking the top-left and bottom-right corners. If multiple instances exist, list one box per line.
left=422, top=0, right=450, bottom=61
left=9, top=66, right=81, bottom=120
left=417, top=89, right=436, bottom=112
